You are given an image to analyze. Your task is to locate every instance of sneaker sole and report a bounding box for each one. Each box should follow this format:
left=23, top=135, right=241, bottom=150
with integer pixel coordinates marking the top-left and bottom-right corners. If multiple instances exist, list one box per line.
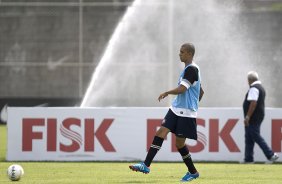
left=129, top=165, right=149, bottom=174
left=181, top=177, right=198, bottom=182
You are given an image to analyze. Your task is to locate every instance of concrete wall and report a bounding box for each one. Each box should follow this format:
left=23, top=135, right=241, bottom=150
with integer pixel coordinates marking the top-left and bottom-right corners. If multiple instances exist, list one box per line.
left=0, top=0, right=281, bottom=106
left=0, top=0, right=129, bottom=98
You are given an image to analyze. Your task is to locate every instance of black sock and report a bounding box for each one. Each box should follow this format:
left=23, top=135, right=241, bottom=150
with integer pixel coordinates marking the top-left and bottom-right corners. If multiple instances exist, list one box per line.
left=144, top=136, right=164, bottom=167
left=178, top=146, right=197, bottom=174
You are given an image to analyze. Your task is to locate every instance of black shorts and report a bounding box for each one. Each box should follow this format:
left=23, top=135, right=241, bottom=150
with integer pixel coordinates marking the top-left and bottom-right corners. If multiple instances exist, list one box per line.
left=162, top=109, right=197, bottom=140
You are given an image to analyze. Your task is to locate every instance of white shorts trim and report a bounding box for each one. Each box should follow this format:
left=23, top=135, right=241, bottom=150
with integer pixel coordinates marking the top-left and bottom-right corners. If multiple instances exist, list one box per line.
left=170, top=106, right=197, bottom=118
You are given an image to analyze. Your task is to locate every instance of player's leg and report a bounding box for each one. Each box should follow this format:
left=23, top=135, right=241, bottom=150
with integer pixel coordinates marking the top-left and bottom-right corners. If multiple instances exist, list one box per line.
left=176, top=137, right=198, bottom=174
left=129, top=126, right=170, bottom=173
left=176, top=136, right=199, bottom=182
left=175, top=117, right=199, bottom=181
left=129, top=110, right=176, bottom=173
left=144, top=126, right=170, bottom=166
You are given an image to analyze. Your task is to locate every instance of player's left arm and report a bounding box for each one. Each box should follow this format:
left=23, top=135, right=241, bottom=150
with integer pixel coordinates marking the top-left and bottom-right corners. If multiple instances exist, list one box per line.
left=158, top=85, right=187, bottom=102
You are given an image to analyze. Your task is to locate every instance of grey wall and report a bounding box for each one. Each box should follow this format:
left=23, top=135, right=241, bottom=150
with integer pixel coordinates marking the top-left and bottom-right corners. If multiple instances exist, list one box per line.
left=0, top=0, right=129, bottom=98
left=0, top=0, right=282, bottom=107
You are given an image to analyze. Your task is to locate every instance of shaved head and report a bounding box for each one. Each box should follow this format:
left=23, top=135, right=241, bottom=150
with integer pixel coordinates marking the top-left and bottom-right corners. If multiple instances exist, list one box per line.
left=181, top=43, right=195, bottom=57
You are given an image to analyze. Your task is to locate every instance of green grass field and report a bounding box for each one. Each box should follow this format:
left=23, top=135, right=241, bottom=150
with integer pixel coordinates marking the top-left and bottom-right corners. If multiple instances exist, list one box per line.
left=1, top=124, right=282, bottom=183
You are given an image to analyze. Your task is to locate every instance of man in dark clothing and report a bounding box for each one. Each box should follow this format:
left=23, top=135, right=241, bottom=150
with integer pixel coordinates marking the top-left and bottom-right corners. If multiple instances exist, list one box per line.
left=242, top=71, right=279, bottom=163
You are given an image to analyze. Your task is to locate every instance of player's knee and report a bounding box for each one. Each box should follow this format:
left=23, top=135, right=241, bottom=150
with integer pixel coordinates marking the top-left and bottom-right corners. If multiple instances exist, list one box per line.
left=175, top=137, right=186, bottom=149
left=175, top=141, right=185, bottom=149
left=155, top=127, right=169, bottom=138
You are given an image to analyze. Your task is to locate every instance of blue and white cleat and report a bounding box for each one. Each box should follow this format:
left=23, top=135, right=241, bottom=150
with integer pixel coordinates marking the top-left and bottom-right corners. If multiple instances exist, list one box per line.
left=129, top=162, right=150, bottom=174
left=181, top=172, right=199, bottom=182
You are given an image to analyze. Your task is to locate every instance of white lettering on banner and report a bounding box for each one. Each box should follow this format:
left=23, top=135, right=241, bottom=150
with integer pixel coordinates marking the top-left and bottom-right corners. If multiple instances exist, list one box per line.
left=6, top=107, right=282, bottom=162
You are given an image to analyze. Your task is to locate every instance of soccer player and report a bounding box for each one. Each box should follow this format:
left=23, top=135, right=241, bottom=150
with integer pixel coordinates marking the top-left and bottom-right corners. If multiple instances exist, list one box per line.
left=129, top=43, right=204, bottom=182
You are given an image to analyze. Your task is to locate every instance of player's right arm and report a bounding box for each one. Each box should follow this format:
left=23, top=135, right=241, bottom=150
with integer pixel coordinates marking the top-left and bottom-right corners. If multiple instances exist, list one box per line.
left=199, top=85, right=204, bottom=102
left=158, top=85, right=187, bottom=102
left=158, top=66, right=197, bottom=102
